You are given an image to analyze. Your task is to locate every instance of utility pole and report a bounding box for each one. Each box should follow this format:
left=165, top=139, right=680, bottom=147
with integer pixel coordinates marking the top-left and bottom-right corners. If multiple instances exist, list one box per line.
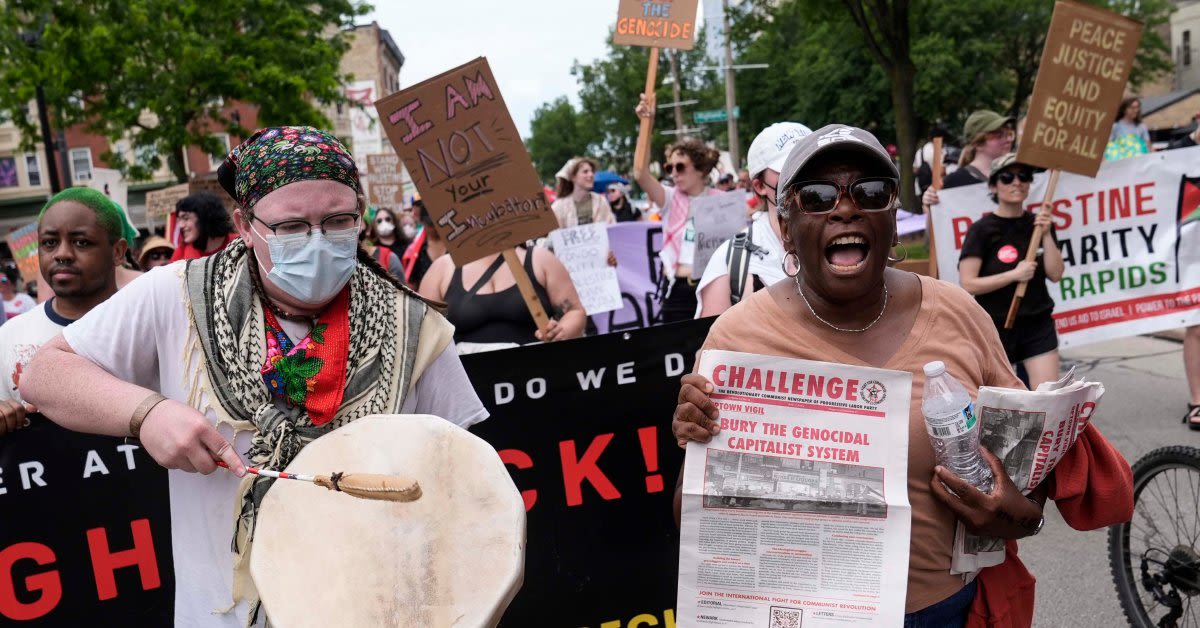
left=668, top=50, right=685, bottom=135
left=722, top=0, right=740, bottom=170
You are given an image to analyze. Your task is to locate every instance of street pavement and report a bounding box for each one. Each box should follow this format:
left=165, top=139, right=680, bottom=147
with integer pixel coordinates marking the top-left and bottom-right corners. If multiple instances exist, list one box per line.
left=1020, top=334, right=1194, bottom=627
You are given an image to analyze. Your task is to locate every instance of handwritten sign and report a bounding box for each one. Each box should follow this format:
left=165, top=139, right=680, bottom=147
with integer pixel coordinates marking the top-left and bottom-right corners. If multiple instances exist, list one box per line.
left=145, top=183, right=191, bottom=219
left=5, top=221, right=38, bottom=283
left=1018, top=1, right=1142, bottom=176
left=690, top=190, right=748, bottom=280
left=550, top=223, right=622, bottom=315
left=374, top=57, right=559, bottom=266
left=613, top=0, right=699, bottom=50
left=365, top=153, right=405, bottom=208
left=188, top=176, right=239, bottom=212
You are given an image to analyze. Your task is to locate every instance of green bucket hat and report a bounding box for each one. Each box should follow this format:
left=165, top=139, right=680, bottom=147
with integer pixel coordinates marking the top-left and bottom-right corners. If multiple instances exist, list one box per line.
left=963, top=110, right=1014, bottom=144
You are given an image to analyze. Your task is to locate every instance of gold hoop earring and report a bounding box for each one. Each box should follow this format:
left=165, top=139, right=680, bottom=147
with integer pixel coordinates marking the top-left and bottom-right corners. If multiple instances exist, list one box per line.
left=781, top=251, right=801, bottom=278
left=887, top=243, right=908, bottom=264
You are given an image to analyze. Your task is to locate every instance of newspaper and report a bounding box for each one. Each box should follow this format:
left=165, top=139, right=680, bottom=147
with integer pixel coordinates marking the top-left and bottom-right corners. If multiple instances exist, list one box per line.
left=678, top=350, right=913, bottom=626
left=950, top=367, right=1105, bottom=574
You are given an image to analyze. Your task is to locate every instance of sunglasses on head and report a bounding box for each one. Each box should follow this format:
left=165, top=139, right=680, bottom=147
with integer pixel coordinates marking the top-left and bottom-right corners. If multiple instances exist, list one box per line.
left=995, top=169, right=1034, bottom=185
left=788, top=177, right=898, bottom=215
left=664, top=162, right=691, bottom=175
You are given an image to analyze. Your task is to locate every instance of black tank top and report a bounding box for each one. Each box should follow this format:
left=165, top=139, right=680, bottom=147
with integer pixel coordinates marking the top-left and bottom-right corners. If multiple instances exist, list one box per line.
left=444, top=248, right=553, bottom=345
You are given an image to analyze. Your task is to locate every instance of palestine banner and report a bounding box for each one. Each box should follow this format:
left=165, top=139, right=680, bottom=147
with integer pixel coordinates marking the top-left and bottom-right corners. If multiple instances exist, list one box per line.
left=932, top=147, right=1200, bottom=347
left=1, top=319, right=713, bottom=625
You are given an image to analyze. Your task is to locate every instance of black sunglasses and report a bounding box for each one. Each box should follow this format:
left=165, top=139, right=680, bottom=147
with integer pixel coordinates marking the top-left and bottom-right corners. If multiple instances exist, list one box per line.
left=788, top=177, right=898, bottom=214
left=995, top=169, right=1034, bottom=185
left=664, top=162, right=691, bottom=175
left=146, top=250, right=172, bottom=261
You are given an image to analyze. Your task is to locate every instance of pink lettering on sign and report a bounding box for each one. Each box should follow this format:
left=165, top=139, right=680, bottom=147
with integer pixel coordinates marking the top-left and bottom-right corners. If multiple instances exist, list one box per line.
left=387, top=100, right=433, bottom=144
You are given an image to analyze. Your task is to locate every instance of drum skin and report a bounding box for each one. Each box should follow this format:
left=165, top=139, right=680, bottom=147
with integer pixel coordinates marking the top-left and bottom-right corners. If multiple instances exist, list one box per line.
left=251, top=415, right=526, bottom=628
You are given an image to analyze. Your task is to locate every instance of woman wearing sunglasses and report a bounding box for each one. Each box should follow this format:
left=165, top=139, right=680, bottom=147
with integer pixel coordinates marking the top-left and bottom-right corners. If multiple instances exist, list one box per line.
left=634, top=94, right=723, bottom=322
left=958, top=154, right=1064, bottom=390
left=670, top=127, right=1127, bottom=626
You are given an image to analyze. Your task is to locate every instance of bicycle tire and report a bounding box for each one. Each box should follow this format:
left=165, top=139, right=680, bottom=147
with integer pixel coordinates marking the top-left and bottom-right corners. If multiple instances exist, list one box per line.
left=1109, top=445, right=1200, bottom=628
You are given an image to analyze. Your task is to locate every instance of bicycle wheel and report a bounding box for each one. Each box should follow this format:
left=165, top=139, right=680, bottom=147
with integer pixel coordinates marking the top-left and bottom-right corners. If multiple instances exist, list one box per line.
left=1110, top=446, right=1200, bottom=628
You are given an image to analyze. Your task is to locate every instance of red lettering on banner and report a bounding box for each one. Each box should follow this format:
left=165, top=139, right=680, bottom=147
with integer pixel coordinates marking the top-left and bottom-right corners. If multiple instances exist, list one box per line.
left=637, top=427, right=664, bottom=493
left=87, top=519, right=160, bottom=600
left=1134, top=182, right=1155, bottom=215
left=952, top=217, right=974, bottom=250
left=1054, top=287, right=1200, bottom=333
left=560, top=434, right=621, bottom=506
left=0, top=542, right=61, bottom=621
left=499, top=449, right=538, bottom=511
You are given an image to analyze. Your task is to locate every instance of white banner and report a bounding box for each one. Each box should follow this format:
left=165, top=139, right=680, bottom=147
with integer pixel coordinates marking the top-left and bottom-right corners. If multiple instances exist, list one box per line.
left=550, top=223, right=622, bottom=315
left=678, top=350, right=912, bottom=627
left=932, top=148, right=1200, bottom=348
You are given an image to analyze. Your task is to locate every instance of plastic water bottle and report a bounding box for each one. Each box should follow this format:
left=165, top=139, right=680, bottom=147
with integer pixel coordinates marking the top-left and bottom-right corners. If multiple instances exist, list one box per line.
left=922, top=361, right=993, bottom=494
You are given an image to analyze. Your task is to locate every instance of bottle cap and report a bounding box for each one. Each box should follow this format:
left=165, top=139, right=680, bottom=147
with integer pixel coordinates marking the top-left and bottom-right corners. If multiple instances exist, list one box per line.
left=923, top=361, right=945, bottom=377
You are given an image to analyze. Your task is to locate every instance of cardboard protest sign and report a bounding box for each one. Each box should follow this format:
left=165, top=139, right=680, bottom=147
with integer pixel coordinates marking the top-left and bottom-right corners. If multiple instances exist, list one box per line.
left=549, top=224, right=622, bottom=315
left=931, top=148, right=1200, bottom=348
left=145, top=183, right=191, bottom=220
left=374, top=57, right=558, bottom=266
left=690, top=190, right=748, bottom=279
left=365, top=153, right=405, bottom=208
left=5, top=221, right=39, bottom=283
left=613, top=0, right=699, bottom=50
left=1018, top=1, right=1142, bottom=176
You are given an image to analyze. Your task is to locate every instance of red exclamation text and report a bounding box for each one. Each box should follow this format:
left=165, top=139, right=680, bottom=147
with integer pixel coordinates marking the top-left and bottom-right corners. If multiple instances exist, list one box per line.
left=638, top=426, right=664, bottom=493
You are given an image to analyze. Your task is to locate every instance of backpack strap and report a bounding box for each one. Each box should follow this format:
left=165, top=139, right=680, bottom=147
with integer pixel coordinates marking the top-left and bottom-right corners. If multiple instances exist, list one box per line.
left=727, top=221, right=755, bottom=306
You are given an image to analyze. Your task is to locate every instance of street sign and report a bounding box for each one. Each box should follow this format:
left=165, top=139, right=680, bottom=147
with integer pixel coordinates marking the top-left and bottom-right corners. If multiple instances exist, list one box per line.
left=693, top=107, right=738, bottom=124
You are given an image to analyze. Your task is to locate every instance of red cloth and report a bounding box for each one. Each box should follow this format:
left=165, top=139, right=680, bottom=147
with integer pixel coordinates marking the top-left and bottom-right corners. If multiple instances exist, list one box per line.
left=170, top=233, right=239, bottom=262
left=401, top=228, right=427, bottom=282
left=967, top=426, right=1133, bottom=627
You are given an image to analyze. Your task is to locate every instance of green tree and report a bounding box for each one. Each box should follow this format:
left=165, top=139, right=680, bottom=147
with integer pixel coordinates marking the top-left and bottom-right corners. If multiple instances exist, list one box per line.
left=0, top=0, right=370, bottom=183
left=526, top=97, right=589, bottom=183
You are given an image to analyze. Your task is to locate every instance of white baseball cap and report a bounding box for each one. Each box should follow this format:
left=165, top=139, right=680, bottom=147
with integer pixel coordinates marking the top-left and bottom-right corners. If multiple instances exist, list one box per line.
left=746, top=122, right=813, bottom=179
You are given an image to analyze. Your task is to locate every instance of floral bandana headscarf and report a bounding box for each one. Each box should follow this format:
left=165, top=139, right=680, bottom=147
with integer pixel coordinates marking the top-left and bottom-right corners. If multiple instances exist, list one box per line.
left=217, top=126, right=362, bottom=211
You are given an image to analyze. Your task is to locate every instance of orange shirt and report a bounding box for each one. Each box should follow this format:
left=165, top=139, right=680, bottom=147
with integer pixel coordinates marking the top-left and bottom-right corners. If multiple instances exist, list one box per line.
left=700, top=275, right=1023, bottom=613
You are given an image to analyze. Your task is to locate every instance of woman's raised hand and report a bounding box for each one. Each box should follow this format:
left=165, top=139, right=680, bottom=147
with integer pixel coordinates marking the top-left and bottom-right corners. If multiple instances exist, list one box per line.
left=672, top=374, right=721, bottom=448
left=635, top=93, right=654, bottom=119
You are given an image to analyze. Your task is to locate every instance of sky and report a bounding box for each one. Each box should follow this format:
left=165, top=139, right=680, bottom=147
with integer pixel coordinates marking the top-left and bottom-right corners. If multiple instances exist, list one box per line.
left=366, top=1, right=721, bottom=139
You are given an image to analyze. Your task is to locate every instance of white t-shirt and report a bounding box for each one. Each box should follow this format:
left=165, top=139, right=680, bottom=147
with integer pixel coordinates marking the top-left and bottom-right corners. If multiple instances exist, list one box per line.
left=4, top=293, right=36, bottom=321
left=694, top=210, right=786, bottom=317
left=0, top=300, right=75, bottom=402
left=62, top=265, right=488, bottom=627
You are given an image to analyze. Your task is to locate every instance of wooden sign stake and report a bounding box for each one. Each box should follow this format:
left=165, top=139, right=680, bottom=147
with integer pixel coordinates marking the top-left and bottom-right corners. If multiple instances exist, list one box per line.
left=502, top=249, right=552, bottom=334
left=632, top=48, right=660, bottom=175
left=925, top=137, right=943, bottom=278
left=1004, top=168, right=1061, bottom=329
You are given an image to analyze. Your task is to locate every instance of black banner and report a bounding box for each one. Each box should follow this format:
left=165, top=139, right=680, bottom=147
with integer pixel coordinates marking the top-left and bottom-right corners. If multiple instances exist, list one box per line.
left=0, top=317, right=713, bottom=625
left=0, top=420, right=172, bottom=624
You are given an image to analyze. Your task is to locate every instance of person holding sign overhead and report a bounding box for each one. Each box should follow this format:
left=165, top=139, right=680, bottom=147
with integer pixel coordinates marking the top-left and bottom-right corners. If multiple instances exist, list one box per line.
left=633, top=94, right=722, bottom=323
left=670, top=125, right=1130, bottom=626
left=958, top=154, right=1065, bottom=390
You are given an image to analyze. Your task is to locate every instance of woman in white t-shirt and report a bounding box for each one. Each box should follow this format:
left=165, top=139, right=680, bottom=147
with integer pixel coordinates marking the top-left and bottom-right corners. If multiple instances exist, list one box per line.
left=1, top=272, right=35, bottom=320
left=633, top=94, right=721, bottom=323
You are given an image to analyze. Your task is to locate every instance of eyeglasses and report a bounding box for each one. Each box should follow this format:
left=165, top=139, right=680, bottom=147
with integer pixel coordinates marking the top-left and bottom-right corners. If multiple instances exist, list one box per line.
left=786, top=177, right=898, bottom=214
left=995, top=169, right=1034, bottom=185
left=146, top=250, right=172, bottom=261
left=664, top=162, right=691, bottom=175
left=254, top=212, right=359, bottom=238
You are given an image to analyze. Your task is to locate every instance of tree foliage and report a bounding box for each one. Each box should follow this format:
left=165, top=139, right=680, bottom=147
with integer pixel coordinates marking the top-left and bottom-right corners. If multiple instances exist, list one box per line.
left=527, top=97, right=587, bottom=182
left=0, top=0, right=370, bottom=182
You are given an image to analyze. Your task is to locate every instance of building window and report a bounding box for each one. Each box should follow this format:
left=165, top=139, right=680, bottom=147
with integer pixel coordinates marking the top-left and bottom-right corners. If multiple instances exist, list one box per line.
left=209, top=133, right=231, bottom=170
left=1185, top=31, right=1192, bottom=67
left=24, top=154, right=40, bottom=187
left=0, top=157, right=17, bottom=188
left=70, top=148, right=93, bottom=182
left=136, top=144, right=157, bottom=169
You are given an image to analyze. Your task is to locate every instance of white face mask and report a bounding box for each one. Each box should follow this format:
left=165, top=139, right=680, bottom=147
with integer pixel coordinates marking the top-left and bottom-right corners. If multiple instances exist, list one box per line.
left=375, top=220, right=395, bottom=237
left=401, top=224, right=417, bottom=239
left=252, top=223, right=358, bottom=305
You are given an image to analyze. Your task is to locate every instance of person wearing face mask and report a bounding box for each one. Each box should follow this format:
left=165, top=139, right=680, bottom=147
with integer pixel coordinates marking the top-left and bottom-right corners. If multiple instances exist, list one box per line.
left=359, top=207, right=406, bottom=281
left=634, top=94, right=723, bottom=323
left=371, top=206, right=403, bottom=250
left=19, top=126, right=488, bottom=626
left=695, top=122, right=812, bottom=318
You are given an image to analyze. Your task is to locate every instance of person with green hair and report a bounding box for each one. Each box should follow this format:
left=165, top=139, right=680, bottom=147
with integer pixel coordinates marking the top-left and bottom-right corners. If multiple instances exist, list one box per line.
left=0, top=187, right=129, bottom=434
